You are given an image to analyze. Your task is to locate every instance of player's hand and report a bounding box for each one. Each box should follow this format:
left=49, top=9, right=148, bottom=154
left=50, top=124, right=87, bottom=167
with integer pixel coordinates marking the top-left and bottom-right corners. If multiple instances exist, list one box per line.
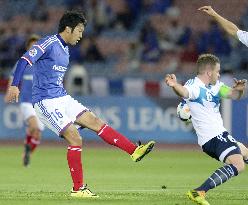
left=198, top=6, right=218, bottom=17
left=4, top=86, right=20, bottom=103
left=164, top=74, right=177, bottom=87
left=232, top=78, right=247, bottom=91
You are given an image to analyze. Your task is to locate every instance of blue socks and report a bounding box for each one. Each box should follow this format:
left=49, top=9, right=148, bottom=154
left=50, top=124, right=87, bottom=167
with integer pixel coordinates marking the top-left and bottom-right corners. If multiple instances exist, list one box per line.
left=196, top=164, right=238, bottom=192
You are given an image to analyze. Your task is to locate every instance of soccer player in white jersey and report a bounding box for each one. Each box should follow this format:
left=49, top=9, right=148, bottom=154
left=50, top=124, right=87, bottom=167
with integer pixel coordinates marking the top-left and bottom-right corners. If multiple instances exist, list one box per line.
left=4, top=35, right=45, bottom=167
left=165, top=54, right=247, bottom=205
left=198, top=6, right=248, bottom=47
left=5, top=11, right=155, bottom=198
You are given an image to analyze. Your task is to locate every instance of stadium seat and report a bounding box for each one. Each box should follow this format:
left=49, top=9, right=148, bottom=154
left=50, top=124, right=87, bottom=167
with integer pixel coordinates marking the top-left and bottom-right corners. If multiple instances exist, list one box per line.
left=65, top=64, right=89, bottom=96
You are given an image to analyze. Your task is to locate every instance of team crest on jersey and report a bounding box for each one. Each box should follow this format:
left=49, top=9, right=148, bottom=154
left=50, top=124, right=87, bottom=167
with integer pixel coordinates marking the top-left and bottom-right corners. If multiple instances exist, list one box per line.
left=29, top=48, right=37, bottom=57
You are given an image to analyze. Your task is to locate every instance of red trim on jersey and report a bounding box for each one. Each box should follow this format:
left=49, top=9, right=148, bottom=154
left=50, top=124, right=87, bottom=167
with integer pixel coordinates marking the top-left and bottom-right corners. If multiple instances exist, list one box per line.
left=21, top=56, right=32, bottom=66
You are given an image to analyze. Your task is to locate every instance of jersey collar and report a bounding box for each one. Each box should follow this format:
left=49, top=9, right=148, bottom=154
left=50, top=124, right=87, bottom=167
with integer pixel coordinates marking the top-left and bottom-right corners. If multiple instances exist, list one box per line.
left=56, top=34, right=67, bottom=48
left=195, top=77, right=211, bottom=88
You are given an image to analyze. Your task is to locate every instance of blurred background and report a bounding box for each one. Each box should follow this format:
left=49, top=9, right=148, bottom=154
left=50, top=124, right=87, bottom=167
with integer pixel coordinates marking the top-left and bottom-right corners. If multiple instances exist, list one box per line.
left=0, top=0, right=248, bottom=144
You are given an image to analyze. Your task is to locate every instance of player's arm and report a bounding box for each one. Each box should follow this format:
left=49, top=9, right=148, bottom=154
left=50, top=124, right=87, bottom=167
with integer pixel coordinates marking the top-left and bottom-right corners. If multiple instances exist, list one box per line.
left=230, top=78, right=247, bottom=100
left=164, top=74, right=189, bottom=98
left=4, top=62, right=18, bottom=103
left=4, top=76, right=13, bottom=103
left=4, top=59, right=29, bottom=103
left=220, top=79, right=247, bottom=100
left=5, top=39, right=47, bottom=103
left=198, top=6, right=239, bottom=38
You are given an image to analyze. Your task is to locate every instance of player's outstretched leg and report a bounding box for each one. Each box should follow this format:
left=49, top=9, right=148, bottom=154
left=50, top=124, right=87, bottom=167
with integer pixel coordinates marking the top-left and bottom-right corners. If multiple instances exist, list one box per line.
left=76, top=112, right=155, bottom=162
left=187, top=162, right=241, bottom=205
left=97, top=124, right=155, bottom=162
left=196, top=164, right=239, bottom=191
left=187, top=164, right=238, bottom=205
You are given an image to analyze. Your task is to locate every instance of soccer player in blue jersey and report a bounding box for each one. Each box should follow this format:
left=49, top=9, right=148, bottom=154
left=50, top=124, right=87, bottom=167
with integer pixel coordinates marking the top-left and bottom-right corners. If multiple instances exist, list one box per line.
left=5, top=11, right=155, bottom=198
left=4, top=35, right=45, bottom=167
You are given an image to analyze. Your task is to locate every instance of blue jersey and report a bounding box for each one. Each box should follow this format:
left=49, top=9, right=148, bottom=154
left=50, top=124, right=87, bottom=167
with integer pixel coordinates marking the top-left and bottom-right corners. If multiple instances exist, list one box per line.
left=21, top=34, right=69, bottom=104
left=11, top=61, right=33, bottom=103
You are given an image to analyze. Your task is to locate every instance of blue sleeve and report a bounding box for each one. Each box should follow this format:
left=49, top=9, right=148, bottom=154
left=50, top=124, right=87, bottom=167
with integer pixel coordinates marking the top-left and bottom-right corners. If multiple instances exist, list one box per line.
left=22, top=44, right=45, bottom=65
left=22, top=36, right=53, bottom=65
left=10, top=62, right=18, bottom=77
left=11, top=58, right=28, bottom=86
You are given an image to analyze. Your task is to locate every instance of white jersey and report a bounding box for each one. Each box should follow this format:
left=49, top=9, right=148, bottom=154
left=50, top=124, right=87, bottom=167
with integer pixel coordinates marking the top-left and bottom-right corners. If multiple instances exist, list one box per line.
left=237, top=30, right=248, bottom=47
left=183, top=77, right=226, bottom=146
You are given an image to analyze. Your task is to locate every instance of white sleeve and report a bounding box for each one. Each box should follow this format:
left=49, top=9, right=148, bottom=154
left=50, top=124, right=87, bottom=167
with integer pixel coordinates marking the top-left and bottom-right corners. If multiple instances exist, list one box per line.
left=183, top=79, right=200, bottom=100
left=237, top=30, right=248, bottom=47
left=217, top=80, right=224, bottom=89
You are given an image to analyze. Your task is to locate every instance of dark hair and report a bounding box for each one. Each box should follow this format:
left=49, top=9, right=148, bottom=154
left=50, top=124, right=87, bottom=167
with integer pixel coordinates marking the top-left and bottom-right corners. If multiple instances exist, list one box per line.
left=196, top=54, right=220, bottom=74
left=26, top=34, right=40, bottom=49
left=58, top=10, right=87, bottom=33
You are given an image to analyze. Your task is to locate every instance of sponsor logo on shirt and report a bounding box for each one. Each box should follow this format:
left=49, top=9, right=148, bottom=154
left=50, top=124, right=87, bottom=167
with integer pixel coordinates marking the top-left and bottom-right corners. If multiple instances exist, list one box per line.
left=52, top=65, right=67, bottom=72
left=29, top=48, right=37, bottom=57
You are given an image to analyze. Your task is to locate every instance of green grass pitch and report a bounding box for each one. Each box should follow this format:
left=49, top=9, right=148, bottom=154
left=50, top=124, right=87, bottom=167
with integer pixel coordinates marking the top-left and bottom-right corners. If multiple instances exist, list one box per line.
left=0, top=145, right=248, bottom=205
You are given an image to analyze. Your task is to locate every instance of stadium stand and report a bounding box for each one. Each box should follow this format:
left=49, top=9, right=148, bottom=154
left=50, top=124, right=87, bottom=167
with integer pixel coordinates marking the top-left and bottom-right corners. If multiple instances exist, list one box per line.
left=0, top=0, right=248, bottom=96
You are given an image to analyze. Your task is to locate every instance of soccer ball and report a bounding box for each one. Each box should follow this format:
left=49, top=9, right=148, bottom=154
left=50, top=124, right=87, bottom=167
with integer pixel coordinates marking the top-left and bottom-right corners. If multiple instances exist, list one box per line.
left=177, top=101, right=192, bottom=122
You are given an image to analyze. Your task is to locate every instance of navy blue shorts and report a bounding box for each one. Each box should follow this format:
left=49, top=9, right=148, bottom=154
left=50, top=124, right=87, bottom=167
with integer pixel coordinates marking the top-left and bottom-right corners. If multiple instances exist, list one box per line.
left=202, top=131, right=241, bottom=163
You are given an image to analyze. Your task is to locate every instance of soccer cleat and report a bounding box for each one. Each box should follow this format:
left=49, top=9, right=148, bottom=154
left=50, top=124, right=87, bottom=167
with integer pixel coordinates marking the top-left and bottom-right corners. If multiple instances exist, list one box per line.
left=187, top=190, right=210, bottom=205
left=131, top=141, right=155, bottom=162
left=71, top=185, right=99, bottom=198
left=23, top=144, right=31, bottom=167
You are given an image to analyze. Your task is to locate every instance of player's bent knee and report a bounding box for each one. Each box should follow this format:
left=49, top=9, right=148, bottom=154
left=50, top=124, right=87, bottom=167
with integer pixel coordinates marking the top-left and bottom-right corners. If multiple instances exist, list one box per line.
left=62, top=125, right=82, bottom=146
left=64, top=131, right=82, bottom=145
left=238, top=162, right=245, bottom=173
